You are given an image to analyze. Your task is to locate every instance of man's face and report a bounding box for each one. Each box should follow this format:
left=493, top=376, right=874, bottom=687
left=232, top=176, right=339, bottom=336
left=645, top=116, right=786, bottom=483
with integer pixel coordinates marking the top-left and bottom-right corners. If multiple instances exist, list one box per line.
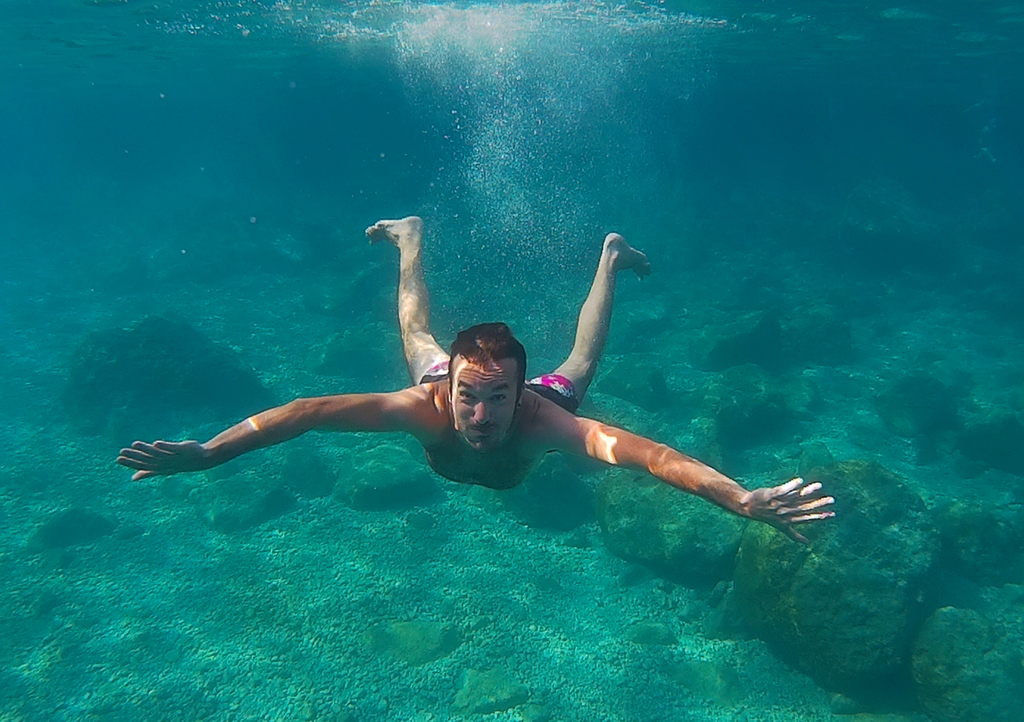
left=450, top=355, right=520, bottom=452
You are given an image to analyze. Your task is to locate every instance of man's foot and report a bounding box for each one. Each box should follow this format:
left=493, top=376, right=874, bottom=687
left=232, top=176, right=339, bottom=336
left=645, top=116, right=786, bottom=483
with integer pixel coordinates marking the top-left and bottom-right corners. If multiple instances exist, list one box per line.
left=604, top=232, right=652, bottom=278
left=366, top=216, right=423, bottom=249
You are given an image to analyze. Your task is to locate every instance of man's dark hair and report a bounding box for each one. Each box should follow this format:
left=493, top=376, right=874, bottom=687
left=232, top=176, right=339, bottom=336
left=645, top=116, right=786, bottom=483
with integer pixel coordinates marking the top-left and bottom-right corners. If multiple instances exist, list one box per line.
left=449, top=322, right=527, bottom=397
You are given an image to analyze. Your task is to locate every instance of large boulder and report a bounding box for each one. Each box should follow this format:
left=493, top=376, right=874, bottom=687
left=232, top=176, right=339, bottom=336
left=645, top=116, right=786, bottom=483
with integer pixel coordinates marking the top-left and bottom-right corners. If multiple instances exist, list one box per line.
left=733, top=460, right=939, bottom=696
left=334, top=443, right=443, bottom=511
left=596, top=471, right=746, bottom=586
left=912, top=601, right=1024, bottom=722
left=63, top=316, right=274, bottom=439
left=957, top=414, right=1024, bottom=477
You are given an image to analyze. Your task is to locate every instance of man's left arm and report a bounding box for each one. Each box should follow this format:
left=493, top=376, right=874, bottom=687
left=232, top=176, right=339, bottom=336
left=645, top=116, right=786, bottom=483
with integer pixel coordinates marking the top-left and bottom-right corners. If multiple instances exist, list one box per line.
left=545, top=412, right=834, bottom=543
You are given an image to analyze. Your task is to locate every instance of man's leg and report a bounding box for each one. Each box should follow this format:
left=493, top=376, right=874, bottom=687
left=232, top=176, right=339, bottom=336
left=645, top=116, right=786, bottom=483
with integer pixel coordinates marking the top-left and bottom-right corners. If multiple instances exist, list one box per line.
left=366, top=216, right=449, bottom=384
left=551, top=232, right=650, bottom=401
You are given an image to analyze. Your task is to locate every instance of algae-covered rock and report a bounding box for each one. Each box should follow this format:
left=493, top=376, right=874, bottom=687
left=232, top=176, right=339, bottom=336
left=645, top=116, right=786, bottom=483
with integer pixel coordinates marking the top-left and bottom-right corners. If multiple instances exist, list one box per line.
left=497, top=455, right=595, bottom=531
left=63, top=316, right=274, bottom=438
left=30, top=508, right=116, bottom=550
left=876, top=372, right=960, bottom=439
left=957, top=414, right=1024, bottom=477
left=702, top=311, right=784, bottom=373
left=911, top=606, right=1024, bottom=722
left=453, top=667, right=530, bottom=714
left=280, top=447, right=336, bottom=499
left=596, top=471, right=746, bottom=586
left=596, top=358, right=672, bottom=412
left=666, top=658, right=745, bottom=705
left=191, top=473, right=295, bottom=533
left=365, top=620, right=462, bottom=666
left=624, top=620, right=677, bottom=646
left=312, top=324, right=402, bottom=385
left=935, top=499, right=1024, bottom=587
left=697, top=364, right=820, bottom=455
left=334, top=443, right=443, bottom=511
left=733, top=460, right=939, bottom=695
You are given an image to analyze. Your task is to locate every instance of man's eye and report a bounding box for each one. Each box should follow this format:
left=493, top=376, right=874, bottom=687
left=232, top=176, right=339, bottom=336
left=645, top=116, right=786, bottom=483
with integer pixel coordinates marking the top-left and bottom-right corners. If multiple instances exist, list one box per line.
left=493, top=394, right=506, bottom=402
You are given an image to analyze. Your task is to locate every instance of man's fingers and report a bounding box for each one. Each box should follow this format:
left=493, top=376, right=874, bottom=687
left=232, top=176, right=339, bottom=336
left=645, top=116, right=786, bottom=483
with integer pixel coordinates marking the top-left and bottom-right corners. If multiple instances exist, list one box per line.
left=798, top=481, right=822, bottom=496
left=775, top=477, right=804, bottom=496
left=117, top=455, right=153, bottom=471
left=789, top=511, right=836, bottom=524
left=777, top=496, right=835, bottom=516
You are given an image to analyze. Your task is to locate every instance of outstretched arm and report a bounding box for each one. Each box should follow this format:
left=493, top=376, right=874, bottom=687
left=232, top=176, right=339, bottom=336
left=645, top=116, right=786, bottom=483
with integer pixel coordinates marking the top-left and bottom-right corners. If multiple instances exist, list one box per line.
left=117, top=387, right=436, bottom=481
left=546, top=412, right=834, bottom=543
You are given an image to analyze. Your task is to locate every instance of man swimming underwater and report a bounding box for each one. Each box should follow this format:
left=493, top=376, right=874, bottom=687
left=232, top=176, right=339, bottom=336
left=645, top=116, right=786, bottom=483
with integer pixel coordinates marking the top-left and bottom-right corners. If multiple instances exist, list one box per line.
left=117, top=217, right=834, bottom=542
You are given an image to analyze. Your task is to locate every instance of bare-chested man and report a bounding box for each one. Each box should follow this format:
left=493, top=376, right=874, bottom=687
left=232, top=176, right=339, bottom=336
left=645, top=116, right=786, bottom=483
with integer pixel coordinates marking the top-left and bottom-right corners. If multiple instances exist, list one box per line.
left=117, top=217, right=834, bottom=542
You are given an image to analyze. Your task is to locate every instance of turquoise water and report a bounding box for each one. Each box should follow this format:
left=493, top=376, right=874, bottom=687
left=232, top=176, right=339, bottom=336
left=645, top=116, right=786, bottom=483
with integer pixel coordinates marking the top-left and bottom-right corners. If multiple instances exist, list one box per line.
left=2, top=2, right=1023, bottom=720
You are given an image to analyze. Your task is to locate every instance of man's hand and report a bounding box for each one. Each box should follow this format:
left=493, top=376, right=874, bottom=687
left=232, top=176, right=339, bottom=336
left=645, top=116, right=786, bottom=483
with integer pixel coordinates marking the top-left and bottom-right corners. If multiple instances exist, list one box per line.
left=116, top=440, right=212, bottom=481
left=742, top=477, right=835, bottom=544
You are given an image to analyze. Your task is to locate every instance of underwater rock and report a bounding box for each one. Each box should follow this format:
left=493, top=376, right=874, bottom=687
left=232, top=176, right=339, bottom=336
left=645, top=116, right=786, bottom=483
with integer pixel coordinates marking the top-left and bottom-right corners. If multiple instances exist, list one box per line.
left=312, top=324, right=402, bottom=385
left=934, top=499, right=1024, bottom=587
left=798, top=441, right=837, bottom=480
left=702, top=311, right=784, bottom=373
left=624, top=620, right=677, bottom=645
left=280, top=447, right=336, bottom=499
left=496, top=455, right=595, bottom=531
left=733, top=460, right=939, bottom=696
left=666, top=658, right=745, bottom=705
left=596, top=471, right=746, bottom=586
left=957, top=414, right=1024, bottom=477
left=30, top=508, right=116, bottom=549
left=63, top=316, right=274, bottom=438
left=839, top=180, right=953, bottom=274
left=911, top=606, right=1024, bottom=722
left=782, top=304, right=854, bottom=367
left=596, top=358, right=672, bottom=412
left=697, top=364, right=820, bottom=456
left=876, top=372, right=960, bottom=439
left=334, top=443, right=442, bottom=511
left=453, top=667, right=530, bottom=715
left=191, top=473, right=295, bottom=533
left=365, top=620, right=462, bottom=666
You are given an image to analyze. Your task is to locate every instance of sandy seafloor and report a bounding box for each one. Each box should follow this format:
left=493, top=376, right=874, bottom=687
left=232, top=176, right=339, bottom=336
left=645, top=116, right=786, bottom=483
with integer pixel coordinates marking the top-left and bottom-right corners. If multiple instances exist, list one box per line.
left=2, top=1, right=1023, bottom=721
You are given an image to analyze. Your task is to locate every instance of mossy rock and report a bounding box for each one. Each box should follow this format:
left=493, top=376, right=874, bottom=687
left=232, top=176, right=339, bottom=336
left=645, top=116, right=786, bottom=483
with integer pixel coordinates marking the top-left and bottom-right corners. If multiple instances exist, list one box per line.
left=453, top=668, right=530, bottom=714
left=365, top=620, right=462, bottom=666
left=596, top=358, right=673, bottom=412
left=334, top=443, right=443, bottom=511
left=63, top=316, right=274, bottom=439
left=29, top=508, right=116, bottom=550
left=312, top=323, right=403, bottom=385
left=666, top=658, right=745, bottom=705
left=190, top=473, right=296, bottom=533
left=701, top=311, right=784, bottom=373
left=624, top=620, right=677, bottom=646
left=733, top=460, right=939, bottom=695
left=876, top=372, right=960, bottom=439
left=596, top=471, right=746, bottom=586
left=497, top=455, right=595, bottom=531
left=911, top=606, right=1024, bottom=722
left=935, top=499, right=1024, bottom=586
left=957, top=414, right=1024, bottom=477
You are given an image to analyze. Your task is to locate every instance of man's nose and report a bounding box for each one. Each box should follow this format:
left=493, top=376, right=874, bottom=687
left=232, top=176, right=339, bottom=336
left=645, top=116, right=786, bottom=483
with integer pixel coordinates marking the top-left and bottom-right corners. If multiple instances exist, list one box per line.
left=472, top=402, right=490, bottom=422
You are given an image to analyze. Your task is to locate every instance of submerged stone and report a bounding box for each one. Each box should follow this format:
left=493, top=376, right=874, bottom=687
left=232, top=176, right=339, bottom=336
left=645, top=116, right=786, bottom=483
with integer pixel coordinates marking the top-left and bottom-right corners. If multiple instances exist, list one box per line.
left=63, top=316, right=274, bottom=438
left=957, top=414, right=1024, bottom=477
left=365, top=620, right=462, bottom=666
left=911, top=606, right=1024, bottom=722
left=596, top=471, right=746, bottom=586
left=733, top=460, right=939, bottom=696
left=876, top=372, right=960, bottom=439
left=666, top=658, right=745, bottom=705
left=334, top=443, right=442, bottom=511
left=453, top=668, right=529, bottom=714
left=624, top=620, right=677, bottom=646
left=31, top=508, right=116, bottom=549
left=191, top=473, right=295, bottom=533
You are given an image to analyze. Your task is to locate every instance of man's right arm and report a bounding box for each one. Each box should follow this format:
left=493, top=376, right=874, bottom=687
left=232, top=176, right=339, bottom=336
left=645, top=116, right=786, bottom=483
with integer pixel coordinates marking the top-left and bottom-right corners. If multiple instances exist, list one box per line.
left=116, top=387, right=436, bottom=480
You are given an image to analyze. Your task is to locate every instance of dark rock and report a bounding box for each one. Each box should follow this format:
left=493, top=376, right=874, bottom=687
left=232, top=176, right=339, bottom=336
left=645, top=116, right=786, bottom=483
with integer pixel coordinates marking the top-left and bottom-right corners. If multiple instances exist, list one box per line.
left=31, top=508, right=116, bottom=549
left=912, top=606, right=1024, bottom=722
left=312, top=324, right=403, bottom=385
left=191, top=475, right=296, bottom=533
left=958, top=414, right=1024, bottom=476
left=702, top=312, right=784, bottom=373
left=783, top=305, right=854, bottom=367
left=365, top=620, right=462, bottom=666
left=497, top=455, right=595, bottom=531
left=934, top=499, right=1024, bottom=587
left=666, top=658, right=745, bottom=705
left=733, top=460, right=939, bottom=696
left=596, top=471, right=746, bottom=586
left=798, top=442, right=837, bottom=480
left=453, top=668, right=530, bottom=714
left=596, top=359, right=673, bottom=412
left=281, top=447, right=336, bottom=498
left=876, top=373, right=960, bottom=439
left=63, top=316, right=274, bottom=438
left=334, top=443, right=442, bottom=511
left=624, top=620, right=677, bottom=645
